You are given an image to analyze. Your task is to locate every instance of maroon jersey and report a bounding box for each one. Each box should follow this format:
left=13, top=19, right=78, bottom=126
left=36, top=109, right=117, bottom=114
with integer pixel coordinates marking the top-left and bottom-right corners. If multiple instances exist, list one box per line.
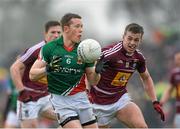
left=170, top=67, right=180, bottom=113
left=18, top=41, right=49, bottom=101
left=90, top=41, right=146, bottom=105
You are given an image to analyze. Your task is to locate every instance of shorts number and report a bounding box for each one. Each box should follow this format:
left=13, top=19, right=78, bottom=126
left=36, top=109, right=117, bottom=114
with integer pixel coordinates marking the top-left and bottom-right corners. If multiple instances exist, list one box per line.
left=111, top=72, right=131, bottom=86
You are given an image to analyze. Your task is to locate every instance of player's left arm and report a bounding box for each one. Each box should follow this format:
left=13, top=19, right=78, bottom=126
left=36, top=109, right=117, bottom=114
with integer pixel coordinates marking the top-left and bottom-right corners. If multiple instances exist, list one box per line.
left=140, top=68, right=165, bottom=121
left=140, top=68, right=157, bottom=102
left=160, top=84, right=174, bottom=105
left=85, top=66, right=100, bottom=86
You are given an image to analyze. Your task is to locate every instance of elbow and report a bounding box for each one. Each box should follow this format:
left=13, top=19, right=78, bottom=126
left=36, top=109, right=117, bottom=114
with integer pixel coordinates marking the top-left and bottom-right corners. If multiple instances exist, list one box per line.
left=10, top=64, right=16, bottom=76
left=10, top=65, right=13, bottom=74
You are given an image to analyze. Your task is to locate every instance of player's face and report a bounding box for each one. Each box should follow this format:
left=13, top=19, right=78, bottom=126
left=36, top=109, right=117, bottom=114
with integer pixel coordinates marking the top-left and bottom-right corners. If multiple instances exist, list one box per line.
left=45, top=25, right=61, bottom=42
left=123, top=31, right=142, bottom=54
left=66, top=18, right=83, bottom=43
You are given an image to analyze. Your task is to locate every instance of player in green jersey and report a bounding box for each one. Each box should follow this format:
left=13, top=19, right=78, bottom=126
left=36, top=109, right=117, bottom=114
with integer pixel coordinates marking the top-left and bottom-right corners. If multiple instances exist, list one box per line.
left=29, top=13, right=100, bottom=128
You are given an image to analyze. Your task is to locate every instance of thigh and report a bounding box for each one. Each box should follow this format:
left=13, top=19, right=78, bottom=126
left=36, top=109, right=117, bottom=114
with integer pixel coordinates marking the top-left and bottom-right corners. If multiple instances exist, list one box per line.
left=49, top=92, right=88, bottom=127
left=63, top=119, right=82, bottom=128
left=17, top=100, right=41, bottom=128
left=20, top=119, right=38, bottom=128
left=17, top=100, right=41, bottom=120
left=93, top=93, right=132, bottom=127
left=39, top=95, right=56, bottom=120
left=83, top=122, right=98, bottom=128
left=79, top=108, right=97, bottom=127
left=116, top=102, right=148, bottom=128
left=40, top=107, right=56, bottom=120
left=39, top=95, right=52, bottom=110
left=92, top=103, right=116, bottom=127
left=50, top=101, right=78, bottom=126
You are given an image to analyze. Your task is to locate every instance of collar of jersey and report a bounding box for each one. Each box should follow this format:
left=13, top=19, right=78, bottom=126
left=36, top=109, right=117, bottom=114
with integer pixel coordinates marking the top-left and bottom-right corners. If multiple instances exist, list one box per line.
left=121, top=42, right=134, bottom=57
left=56, top=36, right=64, bottom=46
left=57, top=36, right=79, bottom=48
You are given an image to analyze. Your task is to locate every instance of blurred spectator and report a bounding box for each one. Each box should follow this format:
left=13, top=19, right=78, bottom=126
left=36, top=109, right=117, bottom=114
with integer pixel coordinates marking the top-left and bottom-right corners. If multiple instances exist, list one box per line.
left=3, top=77, right=19, bottom=128
left=0, top=67, right=9, bottom=127
left=160, top=52, right=180, bottom=128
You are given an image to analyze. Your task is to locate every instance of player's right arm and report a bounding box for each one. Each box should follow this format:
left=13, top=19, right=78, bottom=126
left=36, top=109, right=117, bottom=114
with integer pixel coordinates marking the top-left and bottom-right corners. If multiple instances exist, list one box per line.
left=29, top=59, right=47, bottom=81
left=160, top=85, right=174, bottom=105
left=10, top=59, right=25, bottom=92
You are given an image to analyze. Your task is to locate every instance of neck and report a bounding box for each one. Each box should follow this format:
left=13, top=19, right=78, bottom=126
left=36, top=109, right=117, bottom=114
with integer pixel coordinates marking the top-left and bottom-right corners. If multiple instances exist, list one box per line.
left=63, top=35, right=75, bottom=48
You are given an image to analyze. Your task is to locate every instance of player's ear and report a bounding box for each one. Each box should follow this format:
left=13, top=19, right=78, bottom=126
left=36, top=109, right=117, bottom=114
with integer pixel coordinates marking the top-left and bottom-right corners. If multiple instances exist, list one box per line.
left=139, top=36, right=143, bottom=43
left=63, top=26, right=69, bottom=33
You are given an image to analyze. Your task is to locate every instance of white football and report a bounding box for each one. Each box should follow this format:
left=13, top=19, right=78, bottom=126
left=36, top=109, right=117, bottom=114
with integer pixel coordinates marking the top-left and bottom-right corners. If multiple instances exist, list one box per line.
left=77, top=39, right=101, bottom=63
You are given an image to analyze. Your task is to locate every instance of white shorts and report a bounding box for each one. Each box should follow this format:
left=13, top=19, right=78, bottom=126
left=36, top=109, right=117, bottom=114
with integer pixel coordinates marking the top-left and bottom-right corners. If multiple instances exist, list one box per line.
left=92, top=93, right=132, bottom=126
left=17, top=95, right=52, bottom=120
left=5, top=111, right=20, bottom=127
left=50, top=91, right=96, bottom=126
left=174, top=113, right=180, bottom=127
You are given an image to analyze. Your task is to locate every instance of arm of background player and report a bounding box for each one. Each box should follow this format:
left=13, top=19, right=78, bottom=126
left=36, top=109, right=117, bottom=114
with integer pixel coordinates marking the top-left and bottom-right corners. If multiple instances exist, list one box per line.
left=29, top=59, right=47, bottom=81
left=10, top=59, right=25, bottom=92
left=140, top=68, right=157, bottom=102
left=160, top=85, right=174, bottom=105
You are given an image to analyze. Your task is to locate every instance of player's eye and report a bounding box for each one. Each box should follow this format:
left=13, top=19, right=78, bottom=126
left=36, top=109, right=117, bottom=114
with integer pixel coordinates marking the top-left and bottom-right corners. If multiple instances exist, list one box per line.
left=127, top=37, right=132, bottom=41
left=134, top=38, right=140, bottom=42
left=74, top=24, right=83, bottom=29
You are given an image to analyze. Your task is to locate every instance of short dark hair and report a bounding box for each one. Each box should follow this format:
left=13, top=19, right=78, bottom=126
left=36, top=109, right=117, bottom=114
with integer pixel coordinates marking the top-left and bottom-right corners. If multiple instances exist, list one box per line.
left=60, top=13, right=81, bottom=31
left=124, top=23, right=144, bottom=36
left=45, top=21, right=60, bottom=33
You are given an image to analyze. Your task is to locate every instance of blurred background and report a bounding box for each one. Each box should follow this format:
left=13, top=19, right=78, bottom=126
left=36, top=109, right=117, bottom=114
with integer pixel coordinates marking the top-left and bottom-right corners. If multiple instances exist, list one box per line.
left=0, top=0, right=180, bottom=128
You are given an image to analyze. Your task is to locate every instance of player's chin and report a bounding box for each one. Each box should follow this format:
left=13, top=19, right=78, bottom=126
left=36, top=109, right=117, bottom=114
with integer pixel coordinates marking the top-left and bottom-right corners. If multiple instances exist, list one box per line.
left=127, top=49, right=135, bottom=54
left=75, top=38, right=81, bottom=43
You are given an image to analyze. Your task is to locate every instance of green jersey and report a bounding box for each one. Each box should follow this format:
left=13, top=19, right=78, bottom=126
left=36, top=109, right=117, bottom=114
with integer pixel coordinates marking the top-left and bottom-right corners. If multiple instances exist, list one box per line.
left=39, top=37, right=94, bottom=96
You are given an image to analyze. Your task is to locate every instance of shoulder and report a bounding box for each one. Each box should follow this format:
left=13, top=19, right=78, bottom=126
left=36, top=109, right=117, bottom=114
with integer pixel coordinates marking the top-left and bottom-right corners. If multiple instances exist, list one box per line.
left=43, top=38, right=61, bottom=50
left=102, top=41, right=122, bottom=58
left=25, top=41, right=45, bottom=54
left=102, top=41, right=122, bottom=51
left=171, top=67, right=180, bottom=74
left=135, top=49, right=146, bottom=61
left=19, top=41, right=45, bottom=62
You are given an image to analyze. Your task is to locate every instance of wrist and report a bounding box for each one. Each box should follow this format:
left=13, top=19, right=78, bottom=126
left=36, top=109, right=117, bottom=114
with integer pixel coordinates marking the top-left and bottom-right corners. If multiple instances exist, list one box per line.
left=18, top=89, right=26, bottom=95
left=153, top=100, right=159, bottom=104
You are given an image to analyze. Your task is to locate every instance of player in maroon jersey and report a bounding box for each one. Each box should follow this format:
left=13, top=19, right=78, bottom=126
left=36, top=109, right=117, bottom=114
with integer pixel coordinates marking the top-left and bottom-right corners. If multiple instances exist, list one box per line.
left=91, top=23, right=165, bottom=128
left=160, top=52, right=180, bottom=127
left=10, top=21, right=61, bottom=128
